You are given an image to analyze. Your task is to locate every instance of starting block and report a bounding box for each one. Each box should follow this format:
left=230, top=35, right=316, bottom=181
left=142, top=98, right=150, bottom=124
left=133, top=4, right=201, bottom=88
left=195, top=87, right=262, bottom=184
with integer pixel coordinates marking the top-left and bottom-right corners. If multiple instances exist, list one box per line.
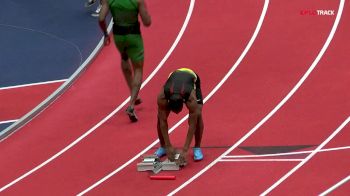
left=137, top=154, right=180, bottom=174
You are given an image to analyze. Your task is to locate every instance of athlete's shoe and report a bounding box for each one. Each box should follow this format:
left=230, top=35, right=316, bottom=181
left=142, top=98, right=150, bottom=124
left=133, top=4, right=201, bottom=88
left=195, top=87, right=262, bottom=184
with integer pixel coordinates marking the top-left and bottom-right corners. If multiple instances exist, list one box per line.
left=154, top=147, right=166, bottom=158
left=91, top=4, right=101, bottom=17
left=85, top=0, right=97, bottom=7
left=193, top=147, right=203, bottom=161
left=126, top=106, right=138, bottom=122
left=135, top=98, right=142, bottom=105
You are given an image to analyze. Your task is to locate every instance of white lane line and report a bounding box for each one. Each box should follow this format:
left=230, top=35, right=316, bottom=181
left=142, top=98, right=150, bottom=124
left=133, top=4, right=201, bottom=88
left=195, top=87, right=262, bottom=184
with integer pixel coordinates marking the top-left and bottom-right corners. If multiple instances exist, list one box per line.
left=223, top=145, right=350, bottom=159
left=0, top=23, right=83, bottom=91
left=0, top=0, right=195, bottom=192
left=219, top=159, right=303, bottom=162
left=0, top=80, right=65, bottom=129
left=77, top=0, right=268, bottom=195
left=319, top=175, right=350, bottom=196
left=261, top=116, right=350, bottom=195
left=0, top=120, right=18, bottom=125
left=0, top=79, right=66, bottom=91
left=0, top=19, right=113, bottom=141
left=168, top=0, right=344, bottom=195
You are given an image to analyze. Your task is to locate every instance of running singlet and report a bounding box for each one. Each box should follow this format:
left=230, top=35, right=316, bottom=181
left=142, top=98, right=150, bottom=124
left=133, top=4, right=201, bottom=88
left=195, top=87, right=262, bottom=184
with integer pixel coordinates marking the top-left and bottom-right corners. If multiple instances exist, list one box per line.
left=109, top=0, right=140, bottom=34
left=164, top=68, right=198, bottom=102
left=109, top=0, right=138, bottom=26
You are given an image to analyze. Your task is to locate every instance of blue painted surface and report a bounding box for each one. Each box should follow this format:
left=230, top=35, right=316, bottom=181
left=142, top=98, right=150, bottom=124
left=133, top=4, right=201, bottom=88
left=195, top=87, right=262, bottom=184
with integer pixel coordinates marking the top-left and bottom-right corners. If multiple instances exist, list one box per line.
left=0, top=122, right=13, bottom=133
left=0, top=0, right=108, bottom=132
left=0, top=0, right=105, bottom=87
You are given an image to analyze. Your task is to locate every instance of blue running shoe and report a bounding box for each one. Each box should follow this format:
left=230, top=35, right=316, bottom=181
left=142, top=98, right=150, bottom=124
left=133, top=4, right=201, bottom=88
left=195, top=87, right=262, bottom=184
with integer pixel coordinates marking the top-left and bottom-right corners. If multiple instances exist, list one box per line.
left=193, top=147, right=203, bottom=161
left=154, top=147, right=166, bottom=158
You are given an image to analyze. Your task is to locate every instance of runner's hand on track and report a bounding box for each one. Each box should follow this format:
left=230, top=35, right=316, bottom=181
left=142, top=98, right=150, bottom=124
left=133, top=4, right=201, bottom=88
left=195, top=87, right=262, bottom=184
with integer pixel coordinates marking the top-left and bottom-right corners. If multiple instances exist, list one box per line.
left=165, top=146, right=176, bottom=161
left=176, top=149, right=187, bottom=166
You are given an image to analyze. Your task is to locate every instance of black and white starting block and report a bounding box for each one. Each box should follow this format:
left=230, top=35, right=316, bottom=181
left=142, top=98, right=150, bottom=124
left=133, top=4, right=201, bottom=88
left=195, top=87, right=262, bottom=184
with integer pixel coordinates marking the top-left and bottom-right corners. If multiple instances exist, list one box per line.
left=137, top=154, right=180, bottom=174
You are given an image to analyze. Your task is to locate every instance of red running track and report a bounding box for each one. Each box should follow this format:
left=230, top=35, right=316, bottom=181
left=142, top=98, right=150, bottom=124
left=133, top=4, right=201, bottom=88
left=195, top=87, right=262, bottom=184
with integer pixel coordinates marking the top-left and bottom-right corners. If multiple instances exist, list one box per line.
left=173, top=0, right=350, bottom=195
left=0, top=0, right=190, bottom=194
left=0, top=82, right=63, bottom=121
left=1, top=0, right=349, bottom=195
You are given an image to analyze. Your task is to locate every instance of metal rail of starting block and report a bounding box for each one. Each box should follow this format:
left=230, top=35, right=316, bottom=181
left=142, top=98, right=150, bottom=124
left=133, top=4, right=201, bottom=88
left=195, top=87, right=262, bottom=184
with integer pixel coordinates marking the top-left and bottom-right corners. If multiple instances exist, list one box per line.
left=137, top=154, right=180, bottom=174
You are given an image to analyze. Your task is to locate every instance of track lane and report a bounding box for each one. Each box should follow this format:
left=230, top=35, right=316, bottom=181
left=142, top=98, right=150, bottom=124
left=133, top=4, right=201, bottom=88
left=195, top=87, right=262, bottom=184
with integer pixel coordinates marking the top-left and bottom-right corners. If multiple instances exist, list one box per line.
left=258, top=1, right=348, bottom=194
left=0, top=0, right=188, bottom=193
left=321, top=174, right=350, bottom=195
left=261, top=4, right=350, bottom=194
left=0, top=0, right=103, bottom=131
left=269, top=122, right=350, bottom=195
left=0, top=82, right=63, bottom=123
left=169, top=0, right=344, bottom=195
left=78, top=0, right=267, bottom=195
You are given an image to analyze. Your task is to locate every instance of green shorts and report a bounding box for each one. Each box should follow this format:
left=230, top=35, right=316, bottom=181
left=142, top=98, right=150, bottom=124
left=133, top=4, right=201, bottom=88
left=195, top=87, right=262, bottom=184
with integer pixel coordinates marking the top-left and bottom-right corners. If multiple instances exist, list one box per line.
left=114, top=34, right=144, bottom=62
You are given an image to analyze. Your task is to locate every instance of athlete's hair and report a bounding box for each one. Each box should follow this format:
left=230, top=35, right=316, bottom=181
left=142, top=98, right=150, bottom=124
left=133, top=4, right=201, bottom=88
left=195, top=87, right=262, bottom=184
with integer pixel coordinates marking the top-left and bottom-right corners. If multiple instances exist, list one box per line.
left=168, top=94, right=183, bottom=113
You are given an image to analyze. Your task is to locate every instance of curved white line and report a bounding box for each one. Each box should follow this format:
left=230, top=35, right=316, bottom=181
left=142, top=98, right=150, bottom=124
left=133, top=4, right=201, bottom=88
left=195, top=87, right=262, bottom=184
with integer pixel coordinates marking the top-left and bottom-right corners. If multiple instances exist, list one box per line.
left=0, top=24, right=83, bottom=68
left=0, top=120, right=18, bottom=125
left=223, top=145, right=350, bottom=159
left=77, top=0, right=268, bottom=195
left=262, top=116, right=350, bottom=195
left=0, top=79, right=66, bottom=91
left=169, top=0, right=344, bottom=195
left=0, top=0, right=195, bottom=192
left=320, top=175, right=350, bottom=196
left=261, top=0, right=345, bottom=193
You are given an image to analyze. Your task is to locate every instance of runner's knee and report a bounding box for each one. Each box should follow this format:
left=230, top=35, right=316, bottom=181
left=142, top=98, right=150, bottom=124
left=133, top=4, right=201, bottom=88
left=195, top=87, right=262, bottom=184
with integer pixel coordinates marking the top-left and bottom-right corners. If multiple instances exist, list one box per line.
left=121, top=52, right=129, bottom=61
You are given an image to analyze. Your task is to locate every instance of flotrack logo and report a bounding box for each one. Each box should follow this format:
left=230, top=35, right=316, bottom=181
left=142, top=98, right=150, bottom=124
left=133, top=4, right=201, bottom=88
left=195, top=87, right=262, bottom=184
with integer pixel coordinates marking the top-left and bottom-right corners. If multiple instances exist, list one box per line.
left=300, top=10, right=335, bottom=16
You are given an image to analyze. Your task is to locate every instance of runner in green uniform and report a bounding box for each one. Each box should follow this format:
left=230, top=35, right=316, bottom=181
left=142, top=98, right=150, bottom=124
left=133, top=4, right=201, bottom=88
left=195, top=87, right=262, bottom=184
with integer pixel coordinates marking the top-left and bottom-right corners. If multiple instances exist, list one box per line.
left=99, top=0, right=151, bottom=122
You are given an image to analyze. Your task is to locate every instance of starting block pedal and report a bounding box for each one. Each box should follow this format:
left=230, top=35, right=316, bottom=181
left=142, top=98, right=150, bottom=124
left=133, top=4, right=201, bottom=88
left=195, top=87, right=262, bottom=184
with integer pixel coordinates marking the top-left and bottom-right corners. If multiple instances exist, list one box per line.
left=137, top=155, right=160, bottom=172
left=161, top=159, right=180, bottom=171
left=137, top=154, right=180, bottom=174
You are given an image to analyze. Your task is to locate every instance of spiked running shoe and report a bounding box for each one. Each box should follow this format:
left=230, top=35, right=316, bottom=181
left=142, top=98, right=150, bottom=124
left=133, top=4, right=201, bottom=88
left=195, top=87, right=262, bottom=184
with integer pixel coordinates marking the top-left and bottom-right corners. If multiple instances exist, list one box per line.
left=193, top=147, right=203, bottom=161
left=154, top=147, right=166, bottom=158
left=126, top=106, right=138, bottom=122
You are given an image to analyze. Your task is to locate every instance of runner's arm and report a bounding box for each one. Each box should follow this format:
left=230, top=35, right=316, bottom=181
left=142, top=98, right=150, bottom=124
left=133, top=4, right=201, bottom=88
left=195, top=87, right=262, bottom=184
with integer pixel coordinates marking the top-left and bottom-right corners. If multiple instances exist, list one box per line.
left=98, top=0, right=110, bottom=45
left=157, top=96, right=171, bottom=148
left=183, top=91, right=199, bottom=152
left=138, top=0, right=151, bottom=27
